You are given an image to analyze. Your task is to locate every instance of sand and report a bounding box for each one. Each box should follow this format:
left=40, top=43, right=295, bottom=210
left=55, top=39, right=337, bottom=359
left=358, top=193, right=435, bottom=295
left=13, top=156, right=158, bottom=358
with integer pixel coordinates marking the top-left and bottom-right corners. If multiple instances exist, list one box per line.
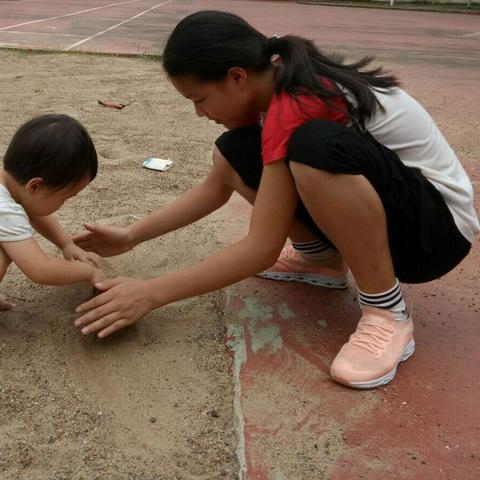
left=0, top=50, right=237, bottom=480
left=1, top=47, right=479, bottom=480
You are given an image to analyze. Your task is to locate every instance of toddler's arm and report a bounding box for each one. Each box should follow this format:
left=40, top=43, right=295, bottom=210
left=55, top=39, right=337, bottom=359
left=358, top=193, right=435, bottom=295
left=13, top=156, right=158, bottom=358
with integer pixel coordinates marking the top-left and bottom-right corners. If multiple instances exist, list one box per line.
left=1, top=237, right=103, bottom=286
left=31, top=214, right=99, bottom=265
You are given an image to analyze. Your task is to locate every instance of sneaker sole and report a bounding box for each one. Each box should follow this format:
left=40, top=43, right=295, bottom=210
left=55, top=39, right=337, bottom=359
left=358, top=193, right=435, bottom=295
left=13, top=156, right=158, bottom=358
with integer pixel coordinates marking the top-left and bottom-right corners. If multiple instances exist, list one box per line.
left=257, top=271, right=349, bottom=289
left=343, top=338, right=416, bottom=390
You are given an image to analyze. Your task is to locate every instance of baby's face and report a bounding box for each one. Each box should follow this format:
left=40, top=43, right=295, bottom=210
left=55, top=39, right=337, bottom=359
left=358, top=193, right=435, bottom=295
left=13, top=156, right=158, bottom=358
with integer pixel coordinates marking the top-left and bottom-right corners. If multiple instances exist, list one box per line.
left=25, top=176, right=91, bottom=216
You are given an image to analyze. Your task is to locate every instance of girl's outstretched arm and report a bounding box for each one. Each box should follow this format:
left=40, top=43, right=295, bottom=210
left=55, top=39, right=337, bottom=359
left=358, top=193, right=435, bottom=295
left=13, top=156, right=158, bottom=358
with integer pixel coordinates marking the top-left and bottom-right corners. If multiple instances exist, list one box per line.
left=75, top=160, right=298, bottom=338
left=73, top=147, right=234, bottom=256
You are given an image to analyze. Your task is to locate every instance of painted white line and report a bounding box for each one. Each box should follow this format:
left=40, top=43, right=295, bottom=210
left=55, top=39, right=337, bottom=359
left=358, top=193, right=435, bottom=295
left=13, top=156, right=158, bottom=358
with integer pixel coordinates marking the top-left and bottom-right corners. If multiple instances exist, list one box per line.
left=64, top=0, right=173, bottom=51
left=4, top=30, right=78, bottom=37
left=0, top=0, right=144, bottom=31
left=226, top=323, right=248, bottom=480
left=0, top=42, right=18, bottom=47
left=462, top=32, right=480, bottom=37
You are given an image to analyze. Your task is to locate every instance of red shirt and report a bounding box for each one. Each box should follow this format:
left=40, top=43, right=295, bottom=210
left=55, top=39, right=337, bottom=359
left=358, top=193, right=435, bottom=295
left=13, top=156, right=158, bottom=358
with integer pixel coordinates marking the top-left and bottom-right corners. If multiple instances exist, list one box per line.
left=261, top=90, right=349, bottom=165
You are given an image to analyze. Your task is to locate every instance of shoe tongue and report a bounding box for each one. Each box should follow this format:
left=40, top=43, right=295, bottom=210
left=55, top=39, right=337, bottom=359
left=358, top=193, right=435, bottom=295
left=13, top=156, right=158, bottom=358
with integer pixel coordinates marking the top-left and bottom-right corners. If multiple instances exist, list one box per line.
left=358, top=313, right=393, bottom=332
left=360, top=316, right=389, bottom=330
left=360, top=306, right=393, bottom=323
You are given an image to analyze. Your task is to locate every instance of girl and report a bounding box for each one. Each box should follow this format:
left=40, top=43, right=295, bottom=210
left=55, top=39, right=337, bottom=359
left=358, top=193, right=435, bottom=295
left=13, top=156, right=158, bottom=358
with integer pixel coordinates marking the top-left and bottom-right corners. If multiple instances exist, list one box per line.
left=0, top=114, right=104, bottom=310
left=73, top=11, right=479, bottom=389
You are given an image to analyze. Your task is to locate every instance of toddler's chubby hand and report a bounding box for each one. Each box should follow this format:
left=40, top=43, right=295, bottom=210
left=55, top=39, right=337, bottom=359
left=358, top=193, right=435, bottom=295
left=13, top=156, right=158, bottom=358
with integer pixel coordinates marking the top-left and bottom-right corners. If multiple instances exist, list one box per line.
left=62, top=241, right=100, bottom=266
left=90, top=267, right=106, bottom=286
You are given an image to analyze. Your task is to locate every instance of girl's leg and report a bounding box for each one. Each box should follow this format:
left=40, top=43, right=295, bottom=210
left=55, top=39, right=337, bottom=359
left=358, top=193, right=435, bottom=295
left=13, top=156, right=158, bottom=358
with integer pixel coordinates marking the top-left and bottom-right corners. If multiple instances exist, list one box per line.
left=215, top=126, right=349, bottom=287
left=290, top=162, right=414, bottom=388
left=286, top=119, right=470, bottom=388
left=215, top=146, right=319, bottom=243
left=214, top=139, right=349, bottom=288
left=289, top=165, right=395, bottom=293
left=0, top=247, right=14, bottom=310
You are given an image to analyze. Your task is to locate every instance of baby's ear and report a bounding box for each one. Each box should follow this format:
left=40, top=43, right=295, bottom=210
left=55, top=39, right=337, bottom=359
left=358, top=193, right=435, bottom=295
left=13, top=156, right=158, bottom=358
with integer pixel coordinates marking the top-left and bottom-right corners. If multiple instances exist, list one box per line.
left=25, top=177, right=44, bottom=193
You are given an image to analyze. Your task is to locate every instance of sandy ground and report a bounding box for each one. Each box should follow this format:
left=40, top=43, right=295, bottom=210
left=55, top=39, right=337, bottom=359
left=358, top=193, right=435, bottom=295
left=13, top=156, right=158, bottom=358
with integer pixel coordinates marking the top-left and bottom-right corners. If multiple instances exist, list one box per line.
left=0, top=46, right=479, bottom=480
left=0, top=50, right=237, bottom=480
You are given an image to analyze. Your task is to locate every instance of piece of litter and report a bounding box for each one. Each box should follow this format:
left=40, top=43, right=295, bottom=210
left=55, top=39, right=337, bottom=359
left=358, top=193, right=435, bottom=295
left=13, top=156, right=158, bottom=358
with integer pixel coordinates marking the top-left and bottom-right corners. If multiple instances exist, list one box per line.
left=143, top=157, right=173, bottom=172
left=98, top=99, right=135, bottom=110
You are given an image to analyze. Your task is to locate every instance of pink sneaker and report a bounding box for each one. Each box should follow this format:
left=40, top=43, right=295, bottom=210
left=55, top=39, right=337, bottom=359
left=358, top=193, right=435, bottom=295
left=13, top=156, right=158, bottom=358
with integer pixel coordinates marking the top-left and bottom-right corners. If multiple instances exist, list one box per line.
left=257, top=244, right=349, bottom=289
left=330, top=306, right=415, bottom=389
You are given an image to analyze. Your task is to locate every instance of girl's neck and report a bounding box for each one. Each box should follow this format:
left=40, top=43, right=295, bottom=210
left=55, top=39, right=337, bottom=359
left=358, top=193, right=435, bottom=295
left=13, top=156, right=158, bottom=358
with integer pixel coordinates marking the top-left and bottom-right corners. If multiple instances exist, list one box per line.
left=250, top=68, right=276, bottom=113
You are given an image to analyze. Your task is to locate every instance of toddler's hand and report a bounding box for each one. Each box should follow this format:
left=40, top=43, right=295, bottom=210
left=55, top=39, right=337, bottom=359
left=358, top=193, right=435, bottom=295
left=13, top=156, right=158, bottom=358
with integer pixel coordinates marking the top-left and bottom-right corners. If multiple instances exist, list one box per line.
left=90, top=267, right=106, bottom=286
left=62, top=241, right=100, bottom=266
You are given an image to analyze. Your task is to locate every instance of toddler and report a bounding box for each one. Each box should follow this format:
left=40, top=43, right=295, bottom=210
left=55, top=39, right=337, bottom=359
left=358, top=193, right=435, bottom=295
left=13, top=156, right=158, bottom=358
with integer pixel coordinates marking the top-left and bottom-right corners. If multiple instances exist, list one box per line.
left=0, top=114, right=104, bottom=310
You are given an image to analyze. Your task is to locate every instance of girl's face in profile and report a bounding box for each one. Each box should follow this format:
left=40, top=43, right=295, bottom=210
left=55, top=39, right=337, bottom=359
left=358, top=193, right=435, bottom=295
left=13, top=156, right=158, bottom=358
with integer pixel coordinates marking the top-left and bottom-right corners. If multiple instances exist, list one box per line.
left=171, top=69, right=256, bottom=130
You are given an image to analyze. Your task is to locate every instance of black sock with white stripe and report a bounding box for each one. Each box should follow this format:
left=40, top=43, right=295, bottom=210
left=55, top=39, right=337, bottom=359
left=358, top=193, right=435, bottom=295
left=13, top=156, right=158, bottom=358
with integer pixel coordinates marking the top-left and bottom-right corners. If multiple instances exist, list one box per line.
left=357, top=279, right=408, bottom=322
left=292, top=239, right=338, bottom=262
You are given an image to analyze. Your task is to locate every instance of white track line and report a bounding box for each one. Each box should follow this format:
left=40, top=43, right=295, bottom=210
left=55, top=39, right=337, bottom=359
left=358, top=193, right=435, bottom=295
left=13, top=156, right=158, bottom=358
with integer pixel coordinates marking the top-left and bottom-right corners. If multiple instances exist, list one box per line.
left=462, top=32, right=480, bottom=37
left=64, top=0, right=173, bottom=51
left=3, top=30, right=78, bottom=37
left=0, top=0, right=144, bottom=31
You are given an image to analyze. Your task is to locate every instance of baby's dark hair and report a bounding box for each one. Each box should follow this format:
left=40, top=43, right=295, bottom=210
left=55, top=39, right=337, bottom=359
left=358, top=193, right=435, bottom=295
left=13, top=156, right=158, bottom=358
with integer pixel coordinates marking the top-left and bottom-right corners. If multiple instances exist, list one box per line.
left=3, top=114, right=97, bottom=190
left=163, top=10, right=400, bottom=129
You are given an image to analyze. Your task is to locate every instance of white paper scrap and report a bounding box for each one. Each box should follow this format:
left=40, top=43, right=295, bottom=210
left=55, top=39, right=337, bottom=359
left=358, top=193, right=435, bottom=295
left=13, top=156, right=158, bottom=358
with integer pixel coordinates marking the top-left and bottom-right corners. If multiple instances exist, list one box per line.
left=143, top=157, right=173, bottom=172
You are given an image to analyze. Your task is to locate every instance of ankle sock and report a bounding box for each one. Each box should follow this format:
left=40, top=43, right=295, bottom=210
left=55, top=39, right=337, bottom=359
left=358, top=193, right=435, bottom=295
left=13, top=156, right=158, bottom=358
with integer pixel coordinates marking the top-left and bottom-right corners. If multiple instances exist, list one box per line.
left=357, top=279, right=408, bottom=322
left=292, top=239, right=338, bottom=262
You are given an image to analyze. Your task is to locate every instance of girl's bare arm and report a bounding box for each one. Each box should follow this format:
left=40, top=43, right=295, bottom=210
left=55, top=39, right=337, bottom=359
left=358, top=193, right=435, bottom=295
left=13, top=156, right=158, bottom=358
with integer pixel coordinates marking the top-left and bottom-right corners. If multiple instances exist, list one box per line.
left=75, top=159, right=298, bottom=337
left=74, top=147, right=234, bottom=254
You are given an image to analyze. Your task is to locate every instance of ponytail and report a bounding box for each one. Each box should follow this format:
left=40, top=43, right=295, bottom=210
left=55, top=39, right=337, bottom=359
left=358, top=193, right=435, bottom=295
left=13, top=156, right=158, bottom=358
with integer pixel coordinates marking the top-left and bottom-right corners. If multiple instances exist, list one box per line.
left=163, top=11, right=400, bottom=129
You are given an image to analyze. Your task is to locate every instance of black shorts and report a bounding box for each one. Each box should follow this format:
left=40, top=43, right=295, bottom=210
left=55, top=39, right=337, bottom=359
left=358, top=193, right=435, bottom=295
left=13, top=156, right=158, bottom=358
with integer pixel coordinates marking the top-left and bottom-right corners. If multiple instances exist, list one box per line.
left=215, top=120, right=471, bottom=284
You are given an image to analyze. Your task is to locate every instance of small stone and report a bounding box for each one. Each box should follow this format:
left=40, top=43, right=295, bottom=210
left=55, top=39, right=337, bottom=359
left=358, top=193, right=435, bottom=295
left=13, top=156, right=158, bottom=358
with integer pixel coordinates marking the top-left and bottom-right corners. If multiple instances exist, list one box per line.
left=149, top=417, right=157, bottom=424
left=206, top=410, right=219, bottom=418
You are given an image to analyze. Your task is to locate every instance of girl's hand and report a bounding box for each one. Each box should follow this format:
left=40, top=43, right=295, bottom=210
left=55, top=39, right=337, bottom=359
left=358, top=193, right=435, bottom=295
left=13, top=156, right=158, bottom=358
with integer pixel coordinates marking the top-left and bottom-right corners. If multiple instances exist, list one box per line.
left=62, top=241, right=100, bottom=266
left=73, top=224, right=134, bottom=257
left=74, top=277, right=156, bottom=338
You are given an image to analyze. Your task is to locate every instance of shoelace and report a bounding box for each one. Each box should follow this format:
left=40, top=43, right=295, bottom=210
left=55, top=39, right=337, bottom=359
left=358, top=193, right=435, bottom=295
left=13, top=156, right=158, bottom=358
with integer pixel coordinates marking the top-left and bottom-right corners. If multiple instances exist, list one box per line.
left=350, top=321, right=394, bottom=356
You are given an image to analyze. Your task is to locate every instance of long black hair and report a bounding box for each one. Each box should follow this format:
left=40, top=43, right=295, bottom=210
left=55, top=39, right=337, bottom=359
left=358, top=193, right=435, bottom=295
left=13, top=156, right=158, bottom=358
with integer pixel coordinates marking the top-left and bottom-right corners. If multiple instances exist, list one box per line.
left=4, top=114, right=97, bottom=190
left=163, top=10, right=400, bottom=129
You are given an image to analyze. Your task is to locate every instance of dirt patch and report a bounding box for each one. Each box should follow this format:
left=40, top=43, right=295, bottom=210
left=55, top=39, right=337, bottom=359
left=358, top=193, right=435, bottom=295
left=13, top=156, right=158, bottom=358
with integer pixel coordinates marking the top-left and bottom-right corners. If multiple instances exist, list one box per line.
left=0, top=50, right=237, bottom=480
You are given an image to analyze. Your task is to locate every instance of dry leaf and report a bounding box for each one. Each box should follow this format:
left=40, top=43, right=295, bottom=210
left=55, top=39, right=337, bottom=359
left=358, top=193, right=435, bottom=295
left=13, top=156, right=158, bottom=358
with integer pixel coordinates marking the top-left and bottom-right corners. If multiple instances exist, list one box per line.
left=98, top=100, right=135, bottom=110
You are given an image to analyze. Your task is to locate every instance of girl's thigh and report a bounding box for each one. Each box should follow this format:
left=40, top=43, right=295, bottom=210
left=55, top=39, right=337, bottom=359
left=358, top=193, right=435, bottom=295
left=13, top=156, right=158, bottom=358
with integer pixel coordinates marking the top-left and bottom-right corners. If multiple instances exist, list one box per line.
left=285, top=120, right=471, bottom=284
